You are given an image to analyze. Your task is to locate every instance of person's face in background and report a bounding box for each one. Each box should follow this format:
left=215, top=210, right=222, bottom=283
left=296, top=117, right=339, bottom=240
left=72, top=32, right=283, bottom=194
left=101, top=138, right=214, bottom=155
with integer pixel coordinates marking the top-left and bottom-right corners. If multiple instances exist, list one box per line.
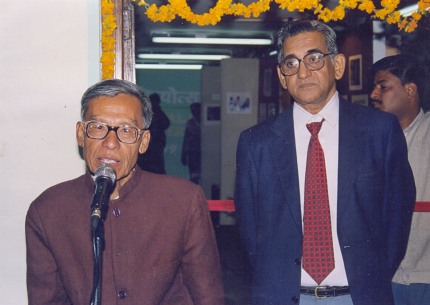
left=76, top=94, right=150, bottom=191
left=277, top=31, right=345, bottom=114
left=370, top=70, right=411, bottom=120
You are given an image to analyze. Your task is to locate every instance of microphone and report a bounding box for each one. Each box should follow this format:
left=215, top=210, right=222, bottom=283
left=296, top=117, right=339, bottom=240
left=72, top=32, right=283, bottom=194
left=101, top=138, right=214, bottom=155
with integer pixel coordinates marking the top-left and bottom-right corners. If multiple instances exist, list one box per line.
left=90, top=164, right=116, bottom=230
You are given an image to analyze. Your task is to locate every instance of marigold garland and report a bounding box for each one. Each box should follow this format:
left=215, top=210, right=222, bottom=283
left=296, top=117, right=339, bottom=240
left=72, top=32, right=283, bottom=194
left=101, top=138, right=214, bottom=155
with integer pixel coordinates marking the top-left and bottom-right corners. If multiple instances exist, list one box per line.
left=101, top=0, right=430, bottom=78
left=132, top=0, right=430, bottom=32
left=101, top=0, right=117, bottom=79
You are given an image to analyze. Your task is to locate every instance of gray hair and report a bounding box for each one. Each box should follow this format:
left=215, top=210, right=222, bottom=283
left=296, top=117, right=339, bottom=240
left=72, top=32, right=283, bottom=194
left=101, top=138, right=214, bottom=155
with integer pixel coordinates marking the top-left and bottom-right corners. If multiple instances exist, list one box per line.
left=277, top=19, right=338, bottom=65
left=80, top=79, right=153, bottom=129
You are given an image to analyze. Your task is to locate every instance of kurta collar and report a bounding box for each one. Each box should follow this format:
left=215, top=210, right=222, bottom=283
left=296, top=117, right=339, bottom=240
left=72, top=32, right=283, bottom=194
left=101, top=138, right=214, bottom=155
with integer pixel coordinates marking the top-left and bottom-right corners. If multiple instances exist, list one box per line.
left=84, top=166, right=142, bottom=201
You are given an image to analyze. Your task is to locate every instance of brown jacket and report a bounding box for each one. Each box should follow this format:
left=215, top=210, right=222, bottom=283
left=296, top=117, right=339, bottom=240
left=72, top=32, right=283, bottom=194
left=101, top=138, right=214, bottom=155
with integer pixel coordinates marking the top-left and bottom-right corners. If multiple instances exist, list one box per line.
left=26, top=168, right=224, bottom=305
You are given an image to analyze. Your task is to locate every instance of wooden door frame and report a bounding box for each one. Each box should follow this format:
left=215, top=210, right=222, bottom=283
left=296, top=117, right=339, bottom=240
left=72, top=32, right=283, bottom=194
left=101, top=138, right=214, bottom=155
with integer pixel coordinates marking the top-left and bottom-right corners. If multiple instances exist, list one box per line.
left=112, top=0, right=135, bottom=82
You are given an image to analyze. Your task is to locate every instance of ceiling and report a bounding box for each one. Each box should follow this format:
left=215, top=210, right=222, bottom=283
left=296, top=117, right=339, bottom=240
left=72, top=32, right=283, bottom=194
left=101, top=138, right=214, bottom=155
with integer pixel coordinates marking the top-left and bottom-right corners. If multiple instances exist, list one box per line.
left=132, top=1, right=418, bottom=67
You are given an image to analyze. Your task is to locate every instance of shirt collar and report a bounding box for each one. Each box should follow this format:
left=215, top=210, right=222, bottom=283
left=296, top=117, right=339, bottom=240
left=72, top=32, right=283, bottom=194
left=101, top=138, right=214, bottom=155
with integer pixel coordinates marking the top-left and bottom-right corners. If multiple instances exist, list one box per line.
left=293, top=92, right=339, bottom=128
left=404, top=108, right=424, bottom=137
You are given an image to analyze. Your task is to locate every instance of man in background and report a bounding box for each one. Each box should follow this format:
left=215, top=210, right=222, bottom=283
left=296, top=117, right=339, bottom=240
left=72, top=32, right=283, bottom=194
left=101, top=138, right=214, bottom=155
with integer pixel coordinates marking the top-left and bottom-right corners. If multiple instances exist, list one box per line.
left=26, top=79, right=224, bottom=305
left=181, top=102, right=202, bottom=184
left=138, top=92, right=170, bottom=174
left=235, top=19, right=415, bottom=305
left=371, top=54, right=430, bottom=305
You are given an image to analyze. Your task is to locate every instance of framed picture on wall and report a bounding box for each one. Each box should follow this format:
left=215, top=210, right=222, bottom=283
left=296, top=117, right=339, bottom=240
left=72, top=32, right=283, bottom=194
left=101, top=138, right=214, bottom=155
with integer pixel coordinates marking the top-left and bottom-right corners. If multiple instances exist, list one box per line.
left=203, top=105, right=221, bottom=125
left=351, top=94, right=369, bottom=106
left=226, top=92, right=252, bottom=114
left=349, top=55, right=362, bottom=91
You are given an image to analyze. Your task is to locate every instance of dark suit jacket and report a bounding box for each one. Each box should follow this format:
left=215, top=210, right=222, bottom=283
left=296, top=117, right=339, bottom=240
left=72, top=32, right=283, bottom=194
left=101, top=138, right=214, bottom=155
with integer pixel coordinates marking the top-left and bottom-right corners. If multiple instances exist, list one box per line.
left=26, top=168, right=224, bottom=305
left=235, top=99, right=415, bottom=305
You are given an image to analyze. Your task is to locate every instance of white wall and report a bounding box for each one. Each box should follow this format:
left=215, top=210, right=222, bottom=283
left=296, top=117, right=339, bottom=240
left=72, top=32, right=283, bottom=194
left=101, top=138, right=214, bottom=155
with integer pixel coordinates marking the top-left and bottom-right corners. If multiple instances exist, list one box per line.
left=201, top=66, right=221, bottom=199
left=219, top=59, right=259, bottom=225
left=220, top=58, right=259, bottom=211
left=0, top=1, right=99, bottom=303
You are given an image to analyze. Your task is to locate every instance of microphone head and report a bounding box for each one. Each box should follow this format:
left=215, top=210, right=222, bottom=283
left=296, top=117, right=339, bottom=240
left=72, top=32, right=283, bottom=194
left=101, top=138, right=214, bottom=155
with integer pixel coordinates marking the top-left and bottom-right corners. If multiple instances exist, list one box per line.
left=94, top=164, right=116, bottom=184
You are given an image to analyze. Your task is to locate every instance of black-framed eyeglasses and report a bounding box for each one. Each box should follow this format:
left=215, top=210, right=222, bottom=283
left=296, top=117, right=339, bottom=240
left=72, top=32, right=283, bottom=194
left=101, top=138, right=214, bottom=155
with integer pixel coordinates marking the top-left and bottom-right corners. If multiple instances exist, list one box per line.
left=82, top=121, right=145, bottom=144
left=279, top=52, right=333, bottom=76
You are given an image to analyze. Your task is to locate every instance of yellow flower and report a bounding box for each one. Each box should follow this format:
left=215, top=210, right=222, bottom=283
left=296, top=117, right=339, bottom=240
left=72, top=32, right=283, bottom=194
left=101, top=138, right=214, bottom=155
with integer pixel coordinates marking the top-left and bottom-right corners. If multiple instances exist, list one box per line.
left=341, top=0, right=359, bottom=10
left=405, top=19, right=418, bottom=32
left=418, top=0, right=430, bottom=11
left=386, top=11, right=400, bottom=24
left=101, top=0, right=116, bottom=79
left=412, top=12, right=422, bottom=21
left=130, top=0, right=426, bottom=31
left=333, top=5, right=346, bottom=20
left=105, top=0, right=430, bottom=81
left=134, top=0, right=148, bottom=6
left=398, top=18, right=408, bottom=31
left=358, top=0, right=375, bottom=14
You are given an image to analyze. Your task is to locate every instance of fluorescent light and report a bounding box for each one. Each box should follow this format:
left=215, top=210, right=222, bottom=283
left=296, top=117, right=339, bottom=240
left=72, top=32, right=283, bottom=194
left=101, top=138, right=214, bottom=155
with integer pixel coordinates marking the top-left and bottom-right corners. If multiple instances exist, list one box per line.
left=135, top=64, right=203, bottom=70
left=399, top=4, right=418, bottom=17
left=138, top=54, right=231, bottom=60
left=152, top=37, right=272, bottom=45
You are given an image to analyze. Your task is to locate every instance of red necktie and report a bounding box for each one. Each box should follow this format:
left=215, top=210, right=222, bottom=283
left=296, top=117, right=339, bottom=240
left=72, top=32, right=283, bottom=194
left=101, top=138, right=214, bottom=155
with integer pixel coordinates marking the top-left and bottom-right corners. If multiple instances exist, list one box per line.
left=302, top=119, right=335, bottom=284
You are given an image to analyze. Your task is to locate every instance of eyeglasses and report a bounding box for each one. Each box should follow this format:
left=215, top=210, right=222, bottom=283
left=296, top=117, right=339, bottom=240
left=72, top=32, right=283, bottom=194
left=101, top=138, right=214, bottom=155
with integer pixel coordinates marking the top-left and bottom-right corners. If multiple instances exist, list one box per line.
left=279, top=52, right=333, bottom=76
left=82, top=121, right=145, bottom=144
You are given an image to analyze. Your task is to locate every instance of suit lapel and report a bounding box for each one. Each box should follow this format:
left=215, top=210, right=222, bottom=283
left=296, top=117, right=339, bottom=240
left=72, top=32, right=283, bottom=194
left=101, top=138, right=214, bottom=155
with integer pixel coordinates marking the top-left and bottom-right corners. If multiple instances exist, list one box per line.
left=269, top=107, right=302, bottom=231
left=266, top=100, right=365, bottom=231
left=337, top=100, right=365, bottom=218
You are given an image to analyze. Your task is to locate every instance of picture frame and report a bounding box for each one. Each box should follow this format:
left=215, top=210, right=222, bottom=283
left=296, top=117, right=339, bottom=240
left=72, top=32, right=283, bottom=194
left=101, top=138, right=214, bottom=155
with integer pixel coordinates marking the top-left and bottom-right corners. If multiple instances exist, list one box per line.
left=203, top=104, right=221, bottom=125
left=348, top=55, right=363, bottom=91
left=226, top=92, right=252, bottom=114
left=351, top=94, right=369, bottom=106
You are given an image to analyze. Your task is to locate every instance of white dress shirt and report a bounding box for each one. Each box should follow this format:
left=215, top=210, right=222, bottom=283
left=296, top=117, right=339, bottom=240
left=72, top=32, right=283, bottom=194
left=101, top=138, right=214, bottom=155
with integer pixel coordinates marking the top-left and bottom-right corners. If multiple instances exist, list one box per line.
left=293, top=92, right=349, bottom=286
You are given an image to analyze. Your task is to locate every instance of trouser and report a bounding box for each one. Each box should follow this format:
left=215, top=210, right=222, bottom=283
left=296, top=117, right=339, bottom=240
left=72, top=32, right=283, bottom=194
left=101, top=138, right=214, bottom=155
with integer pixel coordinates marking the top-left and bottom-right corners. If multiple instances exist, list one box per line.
left=299, top=294, right=354, bottom=305
left=392, top=282, right=430, bottom=305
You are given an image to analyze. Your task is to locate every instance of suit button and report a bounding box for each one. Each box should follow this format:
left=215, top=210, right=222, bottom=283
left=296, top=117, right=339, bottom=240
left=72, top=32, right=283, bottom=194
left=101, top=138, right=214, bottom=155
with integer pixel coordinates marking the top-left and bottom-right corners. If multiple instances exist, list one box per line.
left=117, top=289, right=127, bottom=299
left=291, top=296, right=299, bottom=303
left=294, top=258, right=301, bottom=266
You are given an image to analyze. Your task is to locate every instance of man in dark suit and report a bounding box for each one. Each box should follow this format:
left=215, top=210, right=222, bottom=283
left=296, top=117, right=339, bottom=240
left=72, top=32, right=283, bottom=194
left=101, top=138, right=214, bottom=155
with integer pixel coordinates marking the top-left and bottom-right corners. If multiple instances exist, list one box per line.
left=26, top=79, right=224, bottom=305
left=235, top=19, right=415, bottom=305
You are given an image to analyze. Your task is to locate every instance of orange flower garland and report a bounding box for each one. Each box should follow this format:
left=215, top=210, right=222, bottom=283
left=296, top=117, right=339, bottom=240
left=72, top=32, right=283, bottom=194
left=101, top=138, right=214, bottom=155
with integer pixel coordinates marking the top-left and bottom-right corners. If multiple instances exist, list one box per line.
left=101, top=0, right=117, bottom=79
left=133, top=0, right=430, bottom=32
left=101, top=0, right=430, bottom=77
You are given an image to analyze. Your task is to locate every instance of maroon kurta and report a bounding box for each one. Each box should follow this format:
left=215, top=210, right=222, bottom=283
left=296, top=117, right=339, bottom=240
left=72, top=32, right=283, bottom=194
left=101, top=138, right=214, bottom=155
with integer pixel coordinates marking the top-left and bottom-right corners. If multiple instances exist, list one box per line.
left=26, top=167, right=224, bottom=305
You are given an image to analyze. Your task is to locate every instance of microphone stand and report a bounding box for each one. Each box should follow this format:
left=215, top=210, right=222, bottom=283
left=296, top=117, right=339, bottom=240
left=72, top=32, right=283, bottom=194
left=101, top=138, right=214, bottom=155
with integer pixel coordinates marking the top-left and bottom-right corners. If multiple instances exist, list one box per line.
left=88, top=164, right=116, bottom=305
left=89, top=210, right=106, bottom=305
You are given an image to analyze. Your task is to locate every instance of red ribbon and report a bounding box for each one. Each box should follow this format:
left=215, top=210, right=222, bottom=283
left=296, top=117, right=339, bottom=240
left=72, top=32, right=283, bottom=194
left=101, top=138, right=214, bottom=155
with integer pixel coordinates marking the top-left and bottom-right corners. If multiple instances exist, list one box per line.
left=207, top=201, right=430, bottom=212
left=414, top=201, right=430, bottom=212
left=207, top=200, right=235, bottom=212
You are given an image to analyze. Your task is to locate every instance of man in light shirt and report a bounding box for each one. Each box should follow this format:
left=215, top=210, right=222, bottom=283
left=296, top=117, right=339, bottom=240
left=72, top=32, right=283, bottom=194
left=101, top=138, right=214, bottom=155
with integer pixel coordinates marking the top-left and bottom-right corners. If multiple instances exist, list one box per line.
left=371, top=54, right=430, bottom=305
left=235, top=19, right=415, bottom=305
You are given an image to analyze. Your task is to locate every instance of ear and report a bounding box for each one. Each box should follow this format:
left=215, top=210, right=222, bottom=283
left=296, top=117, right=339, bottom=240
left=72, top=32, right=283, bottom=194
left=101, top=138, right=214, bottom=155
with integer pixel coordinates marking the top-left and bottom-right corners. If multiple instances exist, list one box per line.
left=333, top=54, right=346, bottom=80
left=76, top=122, right=85, bottom=148
left=277, top=65, right=288, bottom=89
left=405, top=83, right=417, bottom=99
left=138, top=130, right=151, bottom=154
